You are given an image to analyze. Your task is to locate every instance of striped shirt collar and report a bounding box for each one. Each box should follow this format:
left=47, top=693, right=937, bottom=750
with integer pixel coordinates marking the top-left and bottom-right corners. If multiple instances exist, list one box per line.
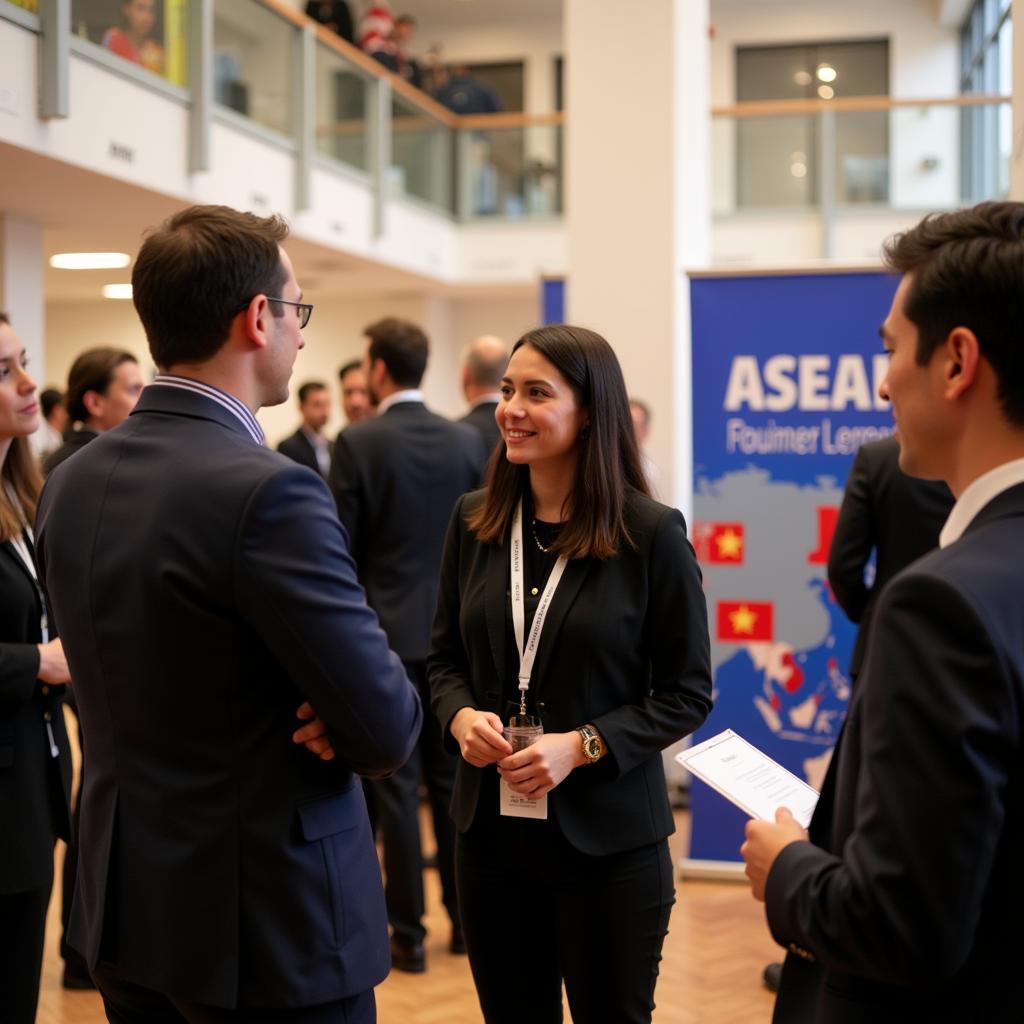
left=151, top=374, right=265, bottom=446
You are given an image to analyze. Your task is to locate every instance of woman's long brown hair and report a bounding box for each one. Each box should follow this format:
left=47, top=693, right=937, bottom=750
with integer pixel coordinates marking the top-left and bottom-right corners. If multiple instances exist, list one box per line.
left=468, top=324, right=650, bottom=560
left=0, top=435, right=42, bottom=543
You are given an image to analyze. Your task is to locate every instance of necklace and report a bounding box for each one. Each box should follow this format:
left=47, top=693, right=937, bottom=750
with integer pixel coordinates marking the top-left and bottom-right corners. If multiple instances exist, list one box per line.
left=530, top=518, right=552, bottom=554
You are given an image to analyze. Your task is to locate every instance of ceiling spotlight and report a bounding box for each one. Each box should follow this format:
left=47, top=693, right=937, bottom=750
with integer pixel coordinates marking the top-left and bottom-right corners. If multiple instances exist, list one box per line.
left=50, top=252, right=131, bottom=270
left=790, top=162, right=808, bottom=179
left=102, top=283, right=134, bottom=300
left=817, top=64, right=837, bottom=83
left=794, top=71, right=812, bottom=86
left=818, top=85, right=835, bottom=100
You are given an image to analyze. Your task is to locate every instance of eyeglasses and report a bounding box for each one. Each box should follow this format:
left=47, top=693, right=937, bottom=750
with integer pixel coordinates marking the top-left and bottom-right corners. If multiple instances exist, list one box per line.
left=266, top=297, right=313, bottom=329
left=237, top=297, right=314, bottom=329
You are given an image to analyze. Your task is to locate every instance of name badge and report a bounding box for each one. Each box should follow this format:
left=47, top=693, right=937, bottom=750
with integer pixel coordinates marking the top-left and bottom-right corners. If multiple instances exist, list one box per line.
left=499, top=780, right=548, bottom=820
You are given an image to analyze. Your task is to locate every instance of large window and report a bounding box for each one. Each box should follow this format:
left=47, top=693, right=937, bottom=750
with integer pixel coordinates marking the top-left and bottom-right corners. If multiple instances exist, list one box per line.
left=961, top=0, right=1012, bottom=202
left=735, top=39, right=889, bottom=208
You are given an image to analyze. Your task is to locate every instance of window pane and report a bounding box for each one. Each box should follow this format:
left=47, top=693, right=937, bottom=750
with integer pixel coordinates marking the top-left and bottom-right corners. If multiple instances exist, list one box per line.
left=390, top=95, right=452, bottom=211
left=463, top=123, right=562, bottom=219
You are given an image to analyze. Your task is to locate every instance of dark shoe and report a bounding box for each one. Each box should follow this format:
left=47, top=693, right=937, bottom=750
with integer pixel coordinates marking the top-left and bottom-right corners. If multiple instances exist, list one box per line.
left=763, top=962, right=782, bottom=993
left=390, top=935, right=426, bottom=974
left=449, top=924, right=466, bottom=955
left=62, top=967, right=97, bottom=990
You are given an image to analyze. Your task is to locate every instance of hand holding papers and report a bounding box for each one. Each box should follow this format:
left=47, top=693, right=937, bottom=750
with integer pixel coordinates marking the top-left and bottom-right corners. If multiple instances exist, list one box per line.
left=676, top=729, right=819, bottom=828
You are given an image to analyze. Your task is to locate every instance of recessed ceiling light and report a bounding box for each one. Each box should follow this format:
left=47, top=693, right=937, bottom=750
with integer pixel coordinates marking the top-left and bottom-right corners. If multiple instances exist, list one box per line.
left=817, top=84, right=835, bottom=100
left=50, top=252, right=131, bottom=270
left=102, top=283, right=134, bottom=300
left=817, top=64, right=837, bottom=83
left=794, top=71, right=812, bottom=86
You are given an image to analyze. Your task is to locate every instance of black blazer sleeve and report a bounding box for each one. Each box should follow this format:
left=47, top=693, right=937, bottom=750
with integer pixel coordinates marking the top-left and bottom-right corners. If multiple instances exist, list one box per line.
left=827, top=444, right=874, bottom=624
left=0, top=642, right=40, bottom=703
left=428, top=494, right=477, bottom=747
left=764, top=571, right=1013, bottom=986
left=235, top=465, right=421, bottom=777
left=594, top=507, right=713, bottom=778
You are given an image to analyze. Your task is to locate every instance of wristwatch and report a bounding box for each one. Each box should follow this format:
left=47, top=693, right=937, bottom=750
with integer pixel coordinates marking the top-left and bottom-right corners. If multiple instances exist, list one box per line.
left=577, top=724, right=605, bottom=764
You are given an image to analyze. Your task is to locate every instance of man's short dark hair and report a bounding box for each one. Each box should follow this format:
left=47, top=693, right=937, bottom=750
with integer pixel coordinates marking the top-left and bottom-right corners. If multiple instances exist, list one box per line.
left=883, top=201, right=1024, bottom=426
left=395, top=14, right=416, bottom=26
left=365, top=318, right=428, bottom=389
left=0, top=312, right=9, bottom=325
left=297, top=380, right=327, bottom=404
left=40, top=388, right=64, bottom=419
left=338, top=359, right=363, bottom=382
left=66, top=348, right=138, bottom=423
left=132, top=205, right=290, bottom=369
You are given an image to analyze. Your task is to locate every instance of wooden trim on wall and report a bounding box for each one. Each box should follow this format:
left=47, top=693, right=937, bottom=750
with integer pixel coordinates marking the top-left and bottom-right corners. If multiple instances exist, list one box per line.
left=712, top=93, right=1010, bottom=118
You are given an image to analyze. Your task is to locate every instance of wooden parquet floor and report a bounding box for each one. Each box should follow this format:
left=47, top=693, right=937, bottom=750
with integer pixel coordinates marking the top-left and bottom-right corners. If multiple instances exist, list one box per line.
left=36, top=807, right=780, bottom=1024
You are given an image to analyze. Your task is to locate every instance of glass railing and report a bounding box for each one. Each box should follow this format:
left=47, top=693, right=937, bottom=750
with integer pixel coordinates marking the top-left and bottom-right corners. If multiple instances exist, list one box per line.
left=314, top=42, right=371, bottom=173
left=459, top=116, right=563, bottom=219
left=390, top=93, right=454, bottom=211
left=213, top=0, right=293, bottom=138
left=70, top=0, right=188, bottom=86
left=712, top=95, right=1011, bottom=217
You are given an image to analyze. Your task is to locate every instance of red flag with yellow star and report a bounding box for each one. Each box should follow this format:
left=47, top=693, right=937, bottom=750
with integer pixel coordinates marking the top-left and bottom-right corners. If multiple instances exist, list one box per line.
left=716, top=600, right=773, bottom=642
left=693, top=522, right=745, bottom=564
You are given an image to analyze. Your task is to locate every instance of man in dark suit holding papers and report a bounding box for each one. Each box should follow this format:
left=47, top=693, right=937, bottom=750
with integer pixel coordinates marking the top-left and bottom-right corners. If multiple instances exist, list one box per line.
left=37, top=205, right=421, bottom=1023
left=741, top=202, right=1024, bottom=1022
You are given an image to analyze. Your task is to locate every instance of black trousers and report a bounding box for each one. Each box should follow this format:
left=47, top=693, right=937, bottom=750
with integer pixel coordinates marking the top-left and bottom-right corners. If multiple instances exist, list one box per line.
left=370, top=660, right=458, bottom=944
left=62, top=701, right=92, bottom=981
left=94, top=964, right=375, bottom=1023
left=456, top=782, right=674, bottom=1024
left=0, top=871, right=53, bottom=1024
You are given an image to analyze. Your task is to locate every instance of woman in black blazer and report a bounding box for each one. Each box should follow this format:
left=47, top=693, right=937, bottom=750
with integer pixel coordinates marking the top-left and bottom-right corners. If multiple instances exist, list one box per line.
left=0, top=317, right=72, bottom=1022
left=428, top=325, right=713, bottom=1024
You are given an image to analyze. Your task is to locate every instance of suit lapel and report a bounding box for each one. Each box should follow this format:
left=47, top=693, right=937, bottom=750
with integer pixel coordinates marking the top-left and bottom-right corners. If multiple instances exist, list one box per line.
left=531, top=558, right=589, bottom=697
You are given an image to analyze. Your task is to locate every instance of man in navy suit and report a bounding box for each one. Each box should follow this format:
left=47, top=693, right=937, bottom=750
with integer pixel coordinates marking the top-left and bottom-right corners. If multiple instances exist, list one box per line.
left=742, top=201, right=1024, bottom=1022
left=277, top=379, right=333, bottom=477
left=37, top=205, right=421, bottom=1023
left=329, top=318, right=486, bottom=972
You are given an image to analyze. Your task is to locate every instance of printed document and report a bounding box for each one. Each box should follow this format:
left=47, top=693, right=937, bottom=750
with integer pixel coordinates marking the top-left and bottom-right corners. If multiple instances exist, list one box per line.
left=676, top=729, right=819, bottom=828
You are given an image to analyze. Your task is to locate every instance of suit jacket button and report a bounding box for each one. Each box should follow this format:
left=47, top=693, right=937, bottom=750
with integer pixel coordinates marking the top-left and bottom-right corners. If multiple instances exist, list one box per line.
left=43, top=710, right=52, bottom=721
left=41, top=685, right=50, bottom=695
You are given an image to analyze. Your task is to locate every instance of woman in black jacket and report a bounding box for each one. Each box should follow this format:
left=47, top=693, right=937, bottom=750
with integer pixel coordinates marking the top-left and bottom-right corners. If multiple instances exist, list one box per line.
left=0, top=315, right=72, bottom=1022
left=428, top=324, right=713, bottom=1024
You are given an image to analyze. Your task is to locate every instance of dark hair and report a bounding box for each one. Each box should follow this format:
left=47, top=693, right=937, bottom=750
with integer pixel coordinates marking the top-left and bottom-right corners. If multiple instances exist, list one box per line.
left=0, top=312, right=8, bottom=325
left=469, top=324, right=650, bottom=560
left=132, top=205, right=290, bottom=369
left=395, top=14, right=416, bottom=26
left=365, top=318, right=428, bottom=389
left=40, top=388, right=63, bottom=419
left=883, top=201, right=1024, bottom=426
left=66, top=347, right=138, bottom=423
left=297, top=380, right=327, bottom=404
left=338, top=359, right=363, bottom=381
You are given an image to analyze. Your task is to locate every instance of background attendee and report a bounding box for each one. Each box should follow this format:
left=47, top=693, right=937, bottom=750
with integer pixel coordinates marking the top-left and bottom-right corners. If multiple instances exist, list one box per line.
left=29, top=387, right=66, bottom=464
left=359, top=1, right=393, bottom=56
left=629, top=397, right=660, bottom=496
left=434, top=64, right=503, bottom=115
left=43, top=347, right=143, bottom=475
left=0, top=313, right=72, bottom=1024
left=277, top=379, right=333, bottom=478
left=102, top=0, right=164, bottom=75
left=338, top=358, right=373, bottom=425
left=828, top=434, right=954, bottom=682
left=428, top=324, right=713, bottom=1023
left=742, top=201, right=1024, bottom=1023
left=37, top=205, right=421, bottom=1023
left=458, top=333, right=507, bottom=454
left=304, top=0, right=353, bottom=43
left=368, top=14, right=422, bottom=87
left=330, top=317, right=486, bottom=972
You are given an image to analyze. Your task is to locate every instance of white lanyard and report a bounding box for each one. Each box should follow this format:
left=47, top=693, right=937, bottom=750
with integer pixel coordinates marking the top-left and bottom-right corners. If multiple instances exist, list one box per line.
left=8, top=527, right=49, bottom=644
left=510, top=498, right=568, bottom=709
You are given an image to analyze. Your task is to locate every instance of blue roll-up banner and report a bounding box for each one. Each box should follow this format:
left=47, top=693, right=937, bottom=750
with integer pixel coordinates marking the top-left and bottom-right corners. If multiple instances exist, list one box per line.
left=541, top=277, right=565, bottom=325
left=684, top=268, right=899, bottom=873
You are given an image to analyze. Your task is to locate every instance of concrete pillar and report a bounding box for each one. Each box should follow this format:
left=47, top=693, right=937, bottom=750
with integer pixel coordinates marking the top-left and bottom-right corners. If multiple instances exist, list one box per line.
left=564, top=0, right=710, bottom=517
left=0, top=215, right=46, bottom=382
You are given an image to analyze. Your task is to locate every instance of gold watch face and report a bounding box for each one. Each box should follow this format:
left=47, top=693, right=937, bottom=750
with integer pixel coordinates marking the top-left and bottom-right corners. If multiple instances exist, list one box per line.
left=584, top=737, right=602, bottom=760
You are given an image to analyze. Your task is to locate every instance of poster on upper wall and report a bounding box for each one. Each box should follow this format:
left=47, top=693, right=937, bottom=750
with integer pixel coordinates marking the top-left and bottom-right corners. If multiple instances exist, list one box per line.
left=684, top=268, right=899, bottom=871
